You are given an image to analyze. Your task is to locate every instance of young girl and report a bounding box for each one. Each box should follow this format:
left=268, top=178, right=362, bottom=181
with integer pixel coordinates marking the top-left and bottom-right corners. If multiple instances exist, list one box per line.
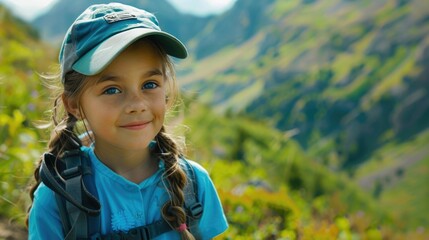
left=27, top=3, right=228, bottom=239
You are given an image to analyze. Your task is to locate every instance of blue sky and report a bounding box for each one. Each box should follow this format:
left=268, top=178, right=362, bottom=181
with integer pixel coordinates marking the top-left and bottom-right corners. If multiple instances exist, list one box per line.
left=0, top=0, right=237, bottom=21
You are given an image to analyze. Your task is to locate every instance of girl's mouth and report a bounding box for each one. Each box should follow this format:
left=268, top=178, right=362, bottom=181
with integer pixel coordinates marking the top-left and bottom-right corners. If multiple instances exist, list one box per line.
left=120, top=121, right=150, bottom=130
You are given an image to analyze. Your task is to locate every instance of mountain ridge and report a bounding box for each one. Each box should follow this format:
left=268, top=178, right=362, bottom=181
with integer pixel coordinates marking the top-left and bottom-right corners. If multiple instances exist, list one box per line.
left=32, top=0, right=213, bottom=44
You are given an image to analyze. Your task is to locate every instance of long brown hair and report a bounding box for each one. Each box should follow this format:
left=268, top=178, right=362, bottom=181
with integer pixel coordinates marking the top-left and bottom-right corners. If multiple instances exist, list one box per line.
left=27, top=38, right=195, bottom=239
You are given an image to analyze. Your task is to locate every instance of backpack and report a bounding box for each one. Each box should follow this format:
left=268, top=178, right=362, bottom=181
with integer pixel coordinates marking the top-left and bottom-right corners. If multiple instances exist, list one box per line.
left=39, top=149, right=203, bottom=240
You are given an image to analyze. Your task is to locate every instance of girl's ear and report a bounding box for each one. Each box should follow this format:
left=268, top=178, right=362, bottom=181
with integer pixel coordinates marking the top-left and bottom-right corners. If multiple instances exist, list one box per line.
left=62, top=94, right=82, bottom=120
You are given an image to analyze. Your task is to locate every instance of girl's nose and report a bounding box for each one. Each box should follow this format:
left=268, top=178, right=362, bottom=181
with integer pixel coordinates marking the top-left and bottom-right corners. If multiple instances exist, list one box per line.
left=124, top=92, right=147, bottom=114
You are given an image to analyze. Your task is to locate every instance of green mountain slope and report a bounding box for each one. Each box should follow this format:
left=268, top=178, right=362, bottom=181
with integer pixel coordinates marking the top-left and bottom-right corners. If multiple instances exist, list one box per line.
left=182, top=0, right=429, bottom=166
left=355, top=129, right=429, bottom=229
left=179, top=99, right=426, bottom=238
left=178, top=0, right=429, bottom=231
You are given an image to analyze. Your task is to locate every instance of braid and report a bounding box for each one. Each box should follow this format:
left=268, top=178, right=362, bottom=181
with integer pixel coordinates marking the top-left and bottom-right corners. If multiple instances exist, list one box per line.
left=146, top=38, right=193, bottom=239
left=26, top=104, right=81, bottom=227
left=26, top=71, right=85, bottom=227
left=48, top=101, right=82, bottom=156
left=156, top=126, right=195, bottom=240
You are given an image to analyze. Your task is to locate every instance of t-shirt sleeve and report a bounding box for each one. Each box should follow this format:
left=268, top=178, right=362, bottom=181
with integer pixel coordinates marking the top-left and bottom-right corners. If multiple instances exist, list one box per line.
left=28, top=183, right=64, bottom=240
left=189, top=160, right=228, bottom=239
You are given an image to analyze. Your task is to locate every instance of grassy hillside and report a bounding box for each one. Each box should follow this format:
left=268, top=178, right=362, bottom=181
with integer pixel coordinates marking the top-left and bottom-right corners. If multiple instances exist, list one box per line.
left=0, top=4, right=54, bottom=225
left=354, top=129, right=429, bottom=229
left=173, top=0, right=429, bottom=234
left=179, top=98, right=427, bottom=238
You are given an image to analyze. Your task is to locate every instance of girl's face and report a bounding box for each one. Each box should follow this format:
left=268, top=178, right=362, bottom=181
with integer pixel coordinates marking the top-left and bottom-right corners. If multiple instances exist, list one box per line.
left=77, top=40, right=167, bottom=152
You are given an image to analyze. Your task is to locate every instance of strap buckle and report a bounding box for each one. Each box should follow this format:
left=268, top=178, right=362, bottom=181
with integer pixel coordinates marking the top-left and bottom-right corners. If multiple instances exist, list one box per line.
left=189, top=202, right=203, bottom=219
left=62, top=166, right=81, bottom=180
left=61, top=149, right=84, bottom=179
left=89, top=233, right=101, bottom=240
left=127, top=226, right=149, bottom=240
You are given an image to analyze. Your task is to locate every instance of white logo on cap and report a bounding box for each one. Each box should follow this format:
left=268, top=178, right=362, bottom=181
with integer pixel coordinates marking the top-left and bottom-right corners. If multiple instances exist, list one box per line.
left=104, top=13, right=137, bottom=23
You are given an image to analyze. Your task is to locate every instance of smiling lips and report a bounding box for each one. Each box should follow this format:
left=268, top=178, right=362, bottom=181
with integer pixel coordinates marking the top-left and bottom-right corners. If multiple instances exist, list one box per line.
left=120, top=121, right=151, bottom=130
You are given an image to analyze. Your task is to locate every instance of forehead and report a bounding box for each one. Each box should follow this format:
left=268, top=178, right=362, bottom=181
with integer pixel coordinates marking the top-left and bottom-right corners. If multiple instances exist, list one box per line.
left=72, top=38, right=171, bottom=92
left=117, top=38, right=165, bottom=65
left=95, top=39, right=165, bottom=77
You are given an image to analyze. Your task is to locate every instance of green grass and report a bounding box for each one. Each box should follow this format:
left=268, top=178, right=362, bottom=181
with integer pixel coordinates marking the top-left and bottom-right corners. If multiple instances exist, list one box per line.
left=363, top=46, right=418, bottom=110
left=178, top=33, right=263, bottom=86
left=380, top=154, right=429, bottom=229
left=353, top=129, right=429, bottom=230
left=216, top=79, right=264, bottom=112
left=355, top=129, right=429, bottom=180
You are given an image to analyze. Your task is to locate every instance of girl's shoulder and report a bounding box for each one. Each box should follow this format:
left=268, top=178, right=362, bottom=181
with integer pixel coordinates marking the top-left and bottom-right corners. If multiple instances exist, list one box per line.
left=183, top=159, right=208, bottom=175
left=181, top=158, right=217, bottom=194
left=29, top=182, right=64, bottom=239
left=181, top=158, right=214, bottom=185
left=31, top=182, right=59, bottom=217
left=34, top=182, right=56, bottom=202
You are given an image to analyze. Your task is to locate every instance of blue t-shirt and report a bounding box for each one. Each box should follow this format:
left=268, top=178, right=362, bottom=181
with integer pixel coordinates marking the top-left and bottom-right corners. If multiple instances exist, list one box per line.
left=29, top=146, right=228, bottom=239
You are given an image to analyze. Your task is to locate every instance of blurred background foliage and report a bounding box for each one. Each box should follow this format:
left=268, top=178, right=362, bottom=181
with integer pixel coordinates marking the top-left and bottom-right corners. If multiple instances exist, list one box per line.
left=0, top=4, right=52, bottom=223
left=1, top=0, right=429, bottom=239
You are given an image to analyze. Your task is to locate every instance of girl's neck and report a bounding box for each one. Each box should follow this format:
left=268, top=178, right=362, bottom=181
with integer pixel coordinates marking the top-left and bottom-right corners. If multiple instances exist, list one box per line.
left=93, top=145, right=158, bottom=184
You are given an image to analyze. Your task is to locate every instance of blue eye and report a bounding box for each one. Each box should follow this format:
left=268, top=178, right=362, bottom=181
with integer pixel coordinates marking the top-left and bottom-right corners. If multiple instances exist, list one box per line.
left=103, top=87, right=121, bottom=95
left=143, top=82, right=158, bottom=89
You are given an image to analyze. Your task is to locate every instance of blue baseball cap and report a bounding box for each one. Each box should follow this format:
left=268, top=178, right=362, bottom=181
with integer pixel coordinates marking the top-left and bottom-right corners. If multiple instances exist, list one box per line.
left=59, top=3, right=188, bottom=83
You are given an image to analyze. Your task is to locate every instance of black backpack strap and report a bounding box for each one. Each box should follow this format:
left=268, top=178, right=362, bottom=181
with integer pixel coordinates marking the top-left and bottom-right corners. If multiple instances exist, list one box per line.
left=63, top=150, right=88, bottom=240
left=55, top=192, right=70, bottom=234
left=40, top=150, right=100, bottom=239
left=179, top=158, right=203, bottom=238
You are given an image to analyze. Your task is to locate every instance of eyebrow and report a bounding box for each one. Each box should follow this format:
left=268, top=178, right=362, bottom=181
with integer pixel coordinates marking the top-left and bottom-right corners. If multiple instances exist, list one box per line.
left=96, top=68, right=164, bottom=83
left=144, top=69, right=163, bottom=78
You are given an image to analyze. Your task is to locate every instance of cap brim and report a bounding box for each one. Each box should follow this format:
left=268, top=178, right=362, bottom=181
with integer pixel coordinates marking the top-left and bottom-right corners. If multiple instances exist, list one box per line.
left=72, top=28, right=187, bottom=76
